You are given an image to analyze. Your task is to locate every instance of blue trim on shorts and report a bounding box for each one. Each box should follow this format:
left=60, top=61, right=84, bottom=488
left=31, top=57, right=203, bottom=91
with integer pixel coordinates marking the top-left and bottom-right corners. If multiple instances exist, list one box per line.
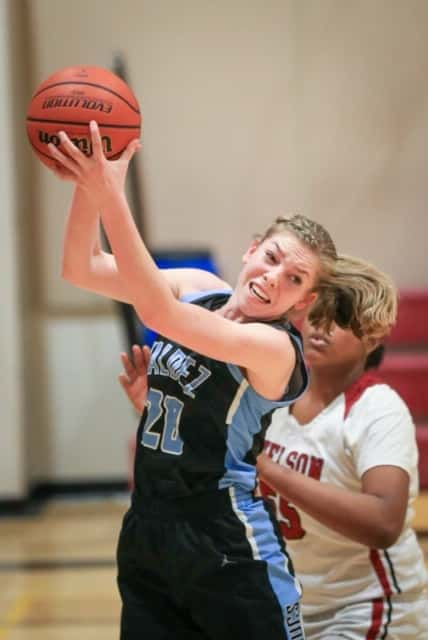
left=233, top=493, right=304, bottom=637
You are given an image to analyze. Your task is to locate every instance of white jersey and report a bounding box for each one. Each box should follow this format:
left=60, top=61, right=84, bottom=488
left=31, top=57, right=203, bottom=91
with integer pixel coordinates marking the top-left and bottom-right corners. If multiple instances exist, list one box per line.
left=262, top=372, right=428, bottom=618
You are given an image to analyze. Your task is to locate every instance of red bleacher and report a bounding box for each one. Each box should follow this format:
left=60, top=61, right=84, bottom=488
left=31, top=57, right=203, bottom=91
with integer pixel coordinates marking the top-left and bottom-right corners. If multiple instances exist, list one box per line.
left=416, top=424, right=428, bottom=489
left=380, top=353, right=428, bottom=420
left=387, top=289, right=428, bottom=348
left=382, top=289, right=428, bottom=489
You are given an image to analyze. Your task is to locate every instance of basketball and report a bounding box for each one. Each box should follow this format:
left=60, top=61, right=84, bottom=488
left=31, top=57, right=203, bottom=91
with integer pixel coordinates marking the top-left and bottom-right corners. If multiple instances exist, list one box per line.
left=26, top=65, right=142, bottom=169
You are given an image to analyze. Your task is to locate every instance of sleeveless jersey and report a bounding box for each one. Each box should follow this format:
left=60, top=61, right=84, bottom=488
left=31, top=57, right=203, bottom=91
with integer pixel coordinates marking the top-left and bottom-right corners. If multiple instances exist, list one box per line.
left=261, top=372, right=428, bottom=616
left=132, top=290, right=309, bottom=502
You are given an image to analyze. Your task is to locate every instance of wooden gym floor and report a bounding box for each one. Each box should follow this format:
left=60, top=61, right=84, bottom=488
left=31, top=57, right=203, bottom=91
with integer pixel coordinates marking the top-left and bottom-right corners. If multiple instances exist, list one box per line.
left=0, top=493, right=427, bottom=639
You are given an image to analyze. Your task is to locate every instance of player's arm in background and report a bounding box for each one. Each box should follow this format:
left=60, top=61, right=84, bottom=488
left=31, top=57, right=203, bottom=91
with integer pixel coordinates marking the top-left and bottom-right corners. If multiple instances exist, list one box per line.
left=61, top=185, right=231, bottom=303
left=119, top=344, right=150, bottom=414
left=258, top=394, right=414, bottom=549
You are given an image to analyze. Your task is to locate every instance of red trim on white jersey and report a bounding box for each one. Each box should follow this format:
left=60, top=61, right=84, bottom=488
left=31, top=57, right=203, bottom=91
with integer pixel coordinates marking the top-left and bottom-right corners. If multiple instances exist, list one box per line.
left=370, top=549, right=393, bottom=597
left=366, top=597, right=384, bottom=639
left=366, top=550, right=396, bottom=638
left=344, top=372, right=384, bottom=419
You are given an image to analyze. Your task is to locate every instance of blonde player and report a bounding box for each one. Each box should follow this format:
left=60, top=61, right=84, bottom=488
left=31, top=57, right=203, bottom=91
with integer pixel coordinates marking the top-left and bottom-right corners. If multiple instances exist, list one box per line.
left=258, top=256, right=428, bottom=639
left=49, top=122, right=352, bottom=640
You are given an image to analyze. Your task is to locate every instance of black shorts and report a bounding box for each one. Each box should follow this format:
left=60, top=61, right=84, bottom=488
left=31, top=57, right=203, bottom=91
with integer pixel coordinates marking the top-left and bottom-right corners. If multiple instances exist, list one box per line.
left=117, top=489, right=305, bottom=640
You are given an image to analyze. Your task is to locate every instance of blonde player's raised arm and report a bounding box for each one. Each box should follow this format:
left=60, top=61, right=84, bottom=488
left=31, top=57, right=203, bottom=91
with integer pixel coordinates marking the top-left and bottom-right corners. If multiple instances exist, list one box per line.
left=61, top=185, right=230, bottom=303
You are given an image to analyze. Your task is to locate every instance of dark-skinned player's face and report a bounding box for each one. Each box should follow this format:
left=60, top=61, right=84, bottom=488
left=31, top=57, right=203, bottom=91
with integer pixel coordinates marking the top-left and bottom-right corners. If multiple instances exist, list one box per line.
left=236, top=232, right=320, bottom=320
left=302, top=318, right=373, bottom=371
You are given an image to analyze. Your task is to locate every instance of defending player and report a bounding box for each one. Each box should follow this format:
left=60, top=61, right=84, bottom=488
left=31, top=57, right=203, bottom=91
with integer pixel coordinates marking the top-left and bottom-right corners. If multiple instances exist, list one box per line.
left=258, top=256, right=428, bottom=638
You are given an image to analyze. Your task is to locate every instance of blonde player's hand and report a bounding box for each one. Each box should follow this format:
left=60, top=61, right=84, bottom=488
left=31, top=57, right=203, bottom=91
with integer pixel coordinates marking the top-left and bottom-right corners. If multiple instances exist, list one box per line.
left=119, top=344, right=151, bottom=414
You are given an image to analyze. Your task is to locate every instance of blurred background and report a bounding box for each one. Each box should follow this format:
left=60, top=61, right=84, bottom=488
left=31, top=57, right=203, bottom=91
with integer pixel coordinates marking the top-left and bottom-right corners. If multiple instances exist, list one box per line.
left=2, top=0, right=428, bottom=502
left=1, top=1, right=428, bottom=637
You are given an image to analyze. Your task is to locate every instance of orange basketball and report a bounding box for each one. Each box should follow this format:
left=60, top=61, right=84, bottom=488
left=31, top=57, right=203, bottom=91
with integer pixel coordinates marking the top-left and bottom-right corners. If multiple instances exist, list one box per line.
left=26, top=65, right=142, bottom=169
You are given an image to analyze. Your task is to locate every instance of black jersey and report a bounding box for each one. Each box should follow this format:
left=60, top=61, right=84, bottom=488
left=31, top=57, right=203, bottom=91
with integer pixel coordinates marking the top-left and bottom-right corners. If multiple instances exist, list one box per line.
left=132, top=290, right=308, bottom=502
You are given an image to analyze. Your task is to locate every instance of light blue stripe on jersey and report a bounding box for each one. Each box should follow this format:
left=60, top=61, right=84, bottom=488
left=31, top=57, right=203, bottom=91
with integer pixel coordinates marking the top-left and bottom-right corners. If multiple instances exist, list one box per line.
left=219, top=362, right=303, bottom=493
left=228, top=487, right=303, bottom=630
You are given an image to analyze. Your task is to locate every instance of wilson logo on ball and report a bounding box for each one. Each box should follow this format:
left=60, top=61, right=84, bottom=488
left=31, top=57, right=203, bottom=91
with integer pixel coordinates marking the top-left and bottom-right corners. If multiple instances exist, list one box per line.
left=38, top=130, right=113, bottom=155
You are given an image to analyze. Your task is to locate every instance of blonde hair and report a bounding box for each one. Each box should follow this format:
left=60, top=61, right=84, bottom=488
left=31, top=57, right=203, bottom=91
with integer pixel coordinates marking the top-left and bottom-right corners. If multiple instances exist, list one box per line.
left=309, top=254, right=398, bottom=341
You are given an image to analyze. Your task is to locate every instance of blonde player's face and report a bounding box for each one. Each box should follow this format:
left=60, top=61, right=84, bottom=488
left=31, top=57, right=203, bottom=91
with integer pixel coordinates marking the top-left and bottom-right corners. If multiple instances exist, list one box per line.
left=302, top=319, right=368, bottom=370
left=236, top=232, right=319, bottom=321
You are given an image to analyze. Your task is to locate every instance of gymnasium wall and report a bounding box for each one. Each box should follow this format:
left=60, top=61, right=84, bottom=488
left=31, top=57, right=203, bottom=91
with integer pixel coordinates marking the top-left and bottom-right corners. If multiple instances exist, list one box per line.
left=0, top=0, right=25, bottom=498
left=1, top=0, right=427, bottom=497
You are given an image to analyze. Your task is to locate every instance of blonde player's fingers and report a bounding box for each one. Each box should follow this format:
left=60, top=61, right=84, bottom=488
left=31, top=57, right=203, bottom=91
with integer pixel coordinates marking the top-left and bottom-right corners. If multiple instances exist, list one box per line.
left=89, top=120, right=104, bottom=157
left=48, top=143, right=80, bottom=176
left=58, top=131, right=86, bottom=163
left=50, top=163, right=75, bottom=182
left=120, top=138, right=141, bottom=164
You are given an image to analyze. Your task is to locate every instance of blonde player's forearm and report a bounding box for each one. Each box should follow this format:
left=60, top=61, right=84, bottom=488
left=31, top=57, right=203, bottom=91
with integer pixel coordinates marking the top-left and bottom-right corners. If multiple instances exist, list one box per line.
left=98, top=186, right=176, bottom=323
left=62, top=185, right=101, bottom=281
left=62, top=185, right=134, bottom=303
